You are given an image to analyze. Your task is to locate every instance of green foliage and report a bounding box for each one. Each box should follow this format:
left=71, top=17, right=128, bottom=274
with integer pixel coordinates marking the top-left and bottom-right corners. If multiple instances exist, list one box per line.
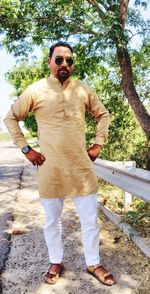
left=23, top=112, right=37, bottom=137
left=85, top=86, right=147, bottom=167
left=0, top=133, right=11, bottom=141
left=131, top=39, right=150, bottom=103
left=83, top=50, right=148, bottom=167
left=124, top=198, right=150, bottom=236
left=5, top=49, right=49, bottom=96
left=3, top=1, right=150, bottom=167
left=0, top=0, right=149, bottom=55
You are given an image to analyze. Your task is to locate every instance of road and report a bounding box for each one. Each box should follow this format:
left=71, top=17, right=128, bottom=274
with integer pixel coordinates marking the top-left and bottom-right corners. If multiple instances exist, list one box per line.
left=0, top=141, right=25, bottom=293
left=0, top=141, right=18, bottom=160
left=0, top=141, right=150, bottom=294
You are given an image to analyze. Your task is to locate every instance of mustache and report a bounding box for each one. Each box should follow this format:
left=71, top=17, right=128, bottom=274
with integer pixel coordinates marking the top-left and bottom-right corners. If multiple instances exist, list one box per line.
left=58, top=67, right=69, bottom=74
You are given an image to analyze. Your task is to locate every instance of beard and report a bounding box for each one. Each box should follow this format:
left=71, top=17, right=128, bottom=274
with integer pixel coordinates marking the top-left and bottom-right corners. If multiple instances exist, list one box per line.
left=57, top=67, right=70, bottom=82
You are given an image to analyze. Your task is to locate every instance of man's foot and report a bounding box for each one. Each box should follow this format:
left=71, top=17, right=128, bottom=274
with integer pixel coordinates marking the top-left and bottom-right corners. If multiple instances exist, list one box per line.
left=44, top=263, right=63, bottom=284
left=87, top=264, right=115, bottom=286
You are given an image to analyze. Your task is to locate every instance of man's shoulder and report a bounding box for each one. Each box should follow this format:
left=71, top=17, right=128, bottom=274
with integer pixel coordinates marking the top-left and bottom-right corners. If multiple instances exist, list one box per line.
left=27, top=78, right=47, bottom=91
left=71, top=78, right=90, bottom=91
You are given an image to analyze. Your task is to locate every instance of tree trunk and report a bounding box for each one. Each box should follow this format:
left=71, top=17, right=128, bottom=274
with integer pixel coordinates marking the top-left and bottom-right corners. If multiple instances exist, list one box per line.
left=116, top=0, right=150, bottom=170
left=147, top=146, right=150, bottom=170
left=117, top=45, right=150, bottom=170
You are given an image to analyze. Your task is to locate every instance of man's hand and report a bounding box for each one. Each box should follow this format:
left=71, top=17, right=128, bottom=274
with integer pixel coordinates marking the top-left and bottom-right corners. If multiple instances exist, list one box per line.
left=87, top=144, right=102, bottom=161
left=25, top=148, right=46, bottom=166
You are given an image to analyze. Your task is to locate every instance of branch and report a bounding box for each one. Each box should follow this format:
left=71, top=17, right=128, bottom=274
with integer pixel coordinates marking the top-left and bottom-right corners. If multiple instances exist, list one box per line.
left=69, top=28, right=98, bottom=36
left=128, top=29, right=150, bottom=41
left=1, top=13, right=99, bottom=37
left=96, top=0, right=109, bottom=11
left=86, top=0, right=105, bottom=20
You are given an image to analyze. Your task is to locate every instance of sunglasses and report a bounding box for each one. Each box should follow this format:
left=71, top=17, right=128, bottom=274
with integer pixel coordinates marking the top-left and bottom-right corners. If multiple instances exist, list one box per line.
left=55, top=56, right=74, bottom=66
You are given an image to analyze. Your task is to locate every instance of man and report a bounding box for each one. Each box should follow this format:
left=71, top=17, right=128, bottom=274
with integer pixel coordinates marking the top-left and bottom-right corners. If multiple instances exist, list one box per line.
left=4, top=41, right=115, bottom=286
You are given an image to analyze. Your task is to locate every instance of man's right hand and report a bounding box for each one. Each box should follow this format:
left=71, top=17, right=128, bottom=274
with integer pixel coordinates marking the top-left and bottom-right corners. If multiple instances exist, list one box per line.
left=25, top=148, right=46, bottom=166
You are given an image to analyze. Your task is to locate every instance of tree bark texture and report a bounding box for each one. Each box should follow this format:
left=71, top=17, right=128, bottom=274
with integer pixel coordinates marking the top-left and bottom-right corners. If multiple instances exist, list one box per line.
left=117, top=46, right=150, bottom=169
left=118, top=0, right=150, bottom=170
left=117, top=46, right=150, bottom=139
left=147, top=147, right=150, bottom=170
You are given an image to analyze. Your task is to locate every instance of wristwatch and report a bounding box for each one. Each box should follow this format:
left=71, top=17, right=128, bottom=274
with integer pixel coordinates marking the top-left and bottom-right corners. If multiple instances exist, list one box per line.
left=21, top=145, right=31, bottom=154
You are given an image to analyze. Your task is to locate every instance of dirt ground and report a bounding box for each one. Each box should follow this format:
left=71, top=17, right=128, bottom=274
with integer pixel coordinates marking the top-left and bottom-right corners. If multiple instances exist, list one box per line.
left=1, top=162, right=150, bottom=294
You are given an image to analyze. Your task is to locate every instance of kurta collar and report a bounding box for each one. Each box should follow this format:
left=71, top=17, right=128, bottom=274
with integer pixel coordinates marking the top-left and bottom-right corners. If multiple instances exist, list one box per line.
left=48, top=74, right=71, bottom=89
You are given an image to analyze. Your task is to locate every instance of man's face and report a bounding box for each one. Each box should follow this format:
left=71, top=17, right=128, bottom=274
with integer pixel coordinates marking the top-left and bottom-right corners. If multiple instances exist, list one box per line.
left=48, top=46, right=74, bottom=82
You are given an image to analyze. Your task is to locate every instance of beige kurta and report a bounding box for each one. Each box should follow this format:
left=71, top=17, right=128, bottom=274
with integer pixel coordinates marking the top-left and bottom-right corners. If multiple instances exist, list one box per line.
left=4, top=75, right=110, bottom=198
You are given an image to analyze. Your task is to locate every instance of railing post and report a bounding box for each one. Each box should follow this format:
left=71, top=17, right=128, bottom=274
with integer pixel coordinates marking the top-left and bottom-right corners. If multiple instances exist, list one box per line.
left=124, top=191, right=133, bottom=208
left=124, top=161, right=136, bottom=209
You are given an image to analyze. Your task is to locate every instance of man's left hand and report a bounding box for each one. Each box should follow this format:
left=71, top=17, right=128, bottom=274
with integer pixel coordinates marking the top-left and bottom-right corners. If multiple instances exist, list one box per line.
left=87, top=144, right=102, bottom=161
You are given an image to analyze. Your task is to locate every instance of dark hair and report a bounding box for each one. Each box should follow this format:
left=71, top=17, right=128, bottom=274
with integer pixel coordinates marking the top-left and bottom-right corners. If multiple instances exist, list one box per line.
left=49, top=41, right=73, bottom=58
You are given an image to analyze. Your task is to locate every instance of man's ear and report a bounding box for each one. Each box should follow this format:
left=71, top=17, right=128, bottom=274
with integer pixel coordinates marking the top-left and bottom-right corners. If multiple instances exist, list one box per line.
left=48, top=57, right=51, bottom=65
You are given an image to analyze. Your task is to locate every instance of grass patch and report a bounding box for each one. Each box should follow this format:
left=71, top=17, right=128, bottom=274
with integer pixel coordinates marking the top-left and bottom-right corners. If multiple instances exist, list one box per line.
left=98, top=178, right=150, bottom=237
left=0, top=132, right=11, bottom=141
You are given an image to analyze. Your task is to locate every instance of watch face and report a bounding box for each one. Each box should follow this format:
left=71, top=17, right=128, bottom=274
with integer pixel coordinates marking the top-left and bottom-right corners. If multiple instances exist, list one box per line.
left=22, top=146, right=30, bottom=154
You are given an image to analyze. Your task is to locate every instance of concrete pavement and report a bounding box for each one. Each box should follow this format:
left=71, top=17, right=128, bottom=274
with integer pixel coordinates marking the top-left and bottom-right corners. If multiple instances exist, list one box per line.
left=0, top=144, right=25, bottom=293
left=0, top=145, right=150, bottom=293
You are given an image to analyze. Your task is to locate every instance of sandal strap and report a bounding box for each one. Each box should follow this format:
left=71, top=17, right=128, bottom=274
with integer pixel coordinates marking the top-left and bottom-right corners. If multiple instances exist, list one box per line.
left=47, top=263, right=62, bottom=276
left=48, top=270, right=58, bottom=275
left=101, top=271, right=111, bottom=278
left=87, top=264, right=115, bottom=286
left=87, top=264, right=111, bottom=276
left=87, top=263, right=102, bottom=272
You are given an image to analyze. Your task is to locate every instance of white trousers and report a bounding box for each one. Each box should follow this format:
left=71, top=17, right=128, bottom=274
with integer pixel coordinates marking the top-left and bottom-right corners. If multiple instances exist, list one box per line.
left=41, top=193, right=100, bottom=266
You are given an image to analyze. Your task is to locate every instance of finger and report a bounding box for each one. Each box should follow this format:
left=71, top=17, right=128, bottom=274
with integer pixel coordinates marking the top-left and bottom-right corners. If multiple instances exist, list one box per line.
left=37, top=161, right=43, bottom=165
left=91, top=158, right=96, bottom=161
left=37, top=158, right=45, bottom=165
left=89, top=155, right=95, bottom=161
left=40, top=155, right=45, bottom=161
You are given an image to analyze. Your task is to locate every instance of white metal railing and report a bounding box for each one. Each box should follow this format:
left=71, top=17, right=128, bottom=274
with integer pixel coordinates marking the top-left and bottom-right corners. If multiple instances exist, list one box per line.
left=94, top=158, right=150, bottom=204
left=94, top=159, right=150, bottom=258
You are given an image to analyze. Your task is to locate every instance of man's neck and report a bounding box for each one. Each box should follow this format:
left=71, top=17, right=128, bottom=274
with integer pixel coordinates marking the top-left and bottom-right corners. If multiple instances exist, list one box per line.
left=50, top=74, right=71, bottom=86
left=58, top=78, right=64, bottom=85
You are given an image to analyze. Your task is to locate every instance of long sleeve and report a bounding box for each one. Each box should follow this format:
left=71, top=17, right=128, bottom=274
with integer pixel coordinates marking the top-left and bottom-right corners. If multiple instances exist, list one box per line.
left=4, top=88, right=36, bottom=149
left=86, top=89, right=110, bottom=146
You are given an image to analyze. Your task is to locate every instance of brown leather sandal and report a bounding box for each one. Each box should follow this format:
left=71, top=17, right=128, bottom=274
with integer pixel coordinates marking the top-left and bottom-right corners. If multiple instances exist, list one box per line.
left=44, top=263, right=63, bottom=284
left=87, top=264, right=115, bottom=286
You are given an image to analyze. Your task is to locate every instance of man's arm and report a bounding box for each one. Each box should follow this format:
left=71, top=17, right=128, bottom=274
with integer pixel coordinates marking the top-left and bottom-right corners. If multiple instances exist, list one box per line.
left=4, top=90, right=45, bottom=166
left=86, top=89, right=110, bottom=161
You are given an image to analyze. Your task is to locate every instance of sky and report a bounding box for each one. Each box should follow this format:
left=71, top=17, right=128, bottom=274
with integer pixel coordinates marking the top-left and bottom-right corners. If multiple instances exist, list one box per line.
left=0, top=2, right=149, bottom=131
left=0, top=48, right=16, bottom=125
left=0, top=47, right=43, bottom=130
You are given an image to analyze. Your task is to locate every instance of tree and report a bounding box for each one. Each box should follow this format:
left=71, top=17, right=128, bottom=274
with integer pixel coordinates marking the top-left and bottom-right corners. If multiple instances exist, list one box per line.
left=1, top=0, right=150, bottom=167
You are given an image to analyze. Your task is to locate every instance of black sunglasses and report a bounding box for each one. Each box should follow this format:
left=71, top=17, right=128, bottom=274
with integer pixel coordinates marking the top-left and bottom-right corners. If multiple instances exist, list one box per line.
left=55, top=56, right=74, bottom=66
